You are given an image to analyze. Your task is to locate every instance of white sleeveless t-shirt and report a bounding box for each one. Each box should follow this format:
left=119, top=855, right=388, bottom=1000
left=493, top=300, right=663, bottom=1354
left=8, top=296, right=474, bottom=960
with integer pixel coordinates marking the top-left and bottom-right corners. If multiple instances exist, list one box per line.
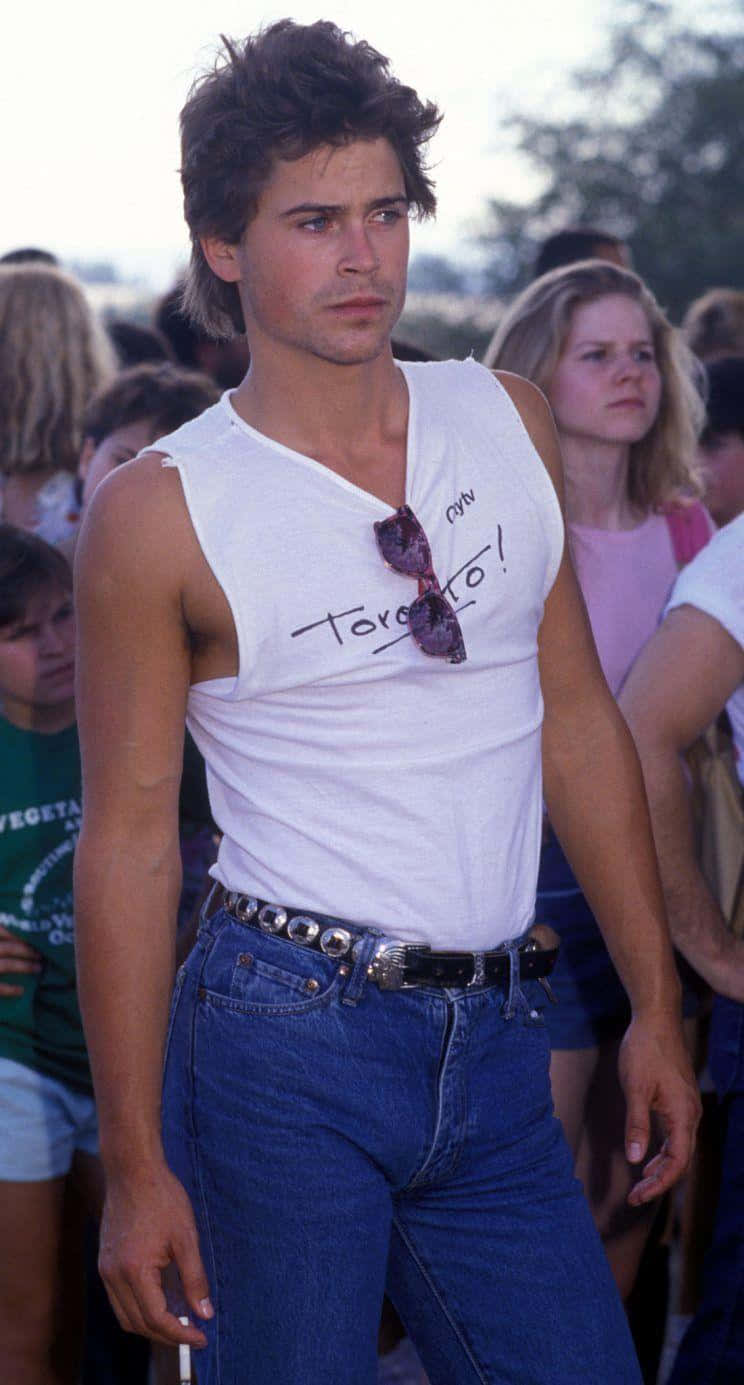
left=156, top=359, right=564, bottom=949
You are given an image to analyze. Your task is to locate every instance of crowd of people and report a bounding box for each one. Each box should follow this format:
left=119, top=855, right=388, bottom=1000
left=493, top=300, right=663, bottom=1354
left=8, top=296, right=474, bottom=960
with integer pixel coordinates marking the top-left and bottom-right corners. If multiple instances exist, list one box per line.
left=0, top=17, right=742, bottom=1385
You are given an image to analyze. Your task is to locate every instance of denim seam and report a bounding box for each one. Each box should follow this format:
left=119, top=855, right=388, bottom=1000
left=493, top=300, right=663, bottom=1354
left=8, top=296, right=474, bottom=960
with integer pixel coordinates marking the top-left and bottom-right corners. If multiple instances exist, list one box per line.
left=391, top=1211, right=489, bottom=1384
left=407, top=996, right=460, bottom=1190
left=231, top=953, right=334, bottom=997
left=162, top=965, right=188, bottom=1075
left=189, top=991, right=222, bottom=1381
left=190, top=1117, right=222, bottom=1380
left=199, top=972, right=343, bottom=1018
left=184, top=935, right=219, bottom=1146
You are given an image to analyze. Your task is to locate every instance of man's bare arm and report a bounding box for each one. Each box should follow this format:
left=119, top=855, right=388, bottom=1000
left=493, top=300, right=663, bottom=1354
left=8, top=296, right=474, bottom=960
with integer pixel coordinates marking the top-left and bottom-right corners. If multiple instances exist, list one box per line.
left=498, top=372, right=700, bottom=1201
left=620, top=604, right=744, bottom=999
left=74, top=456, right=212, bottom=1347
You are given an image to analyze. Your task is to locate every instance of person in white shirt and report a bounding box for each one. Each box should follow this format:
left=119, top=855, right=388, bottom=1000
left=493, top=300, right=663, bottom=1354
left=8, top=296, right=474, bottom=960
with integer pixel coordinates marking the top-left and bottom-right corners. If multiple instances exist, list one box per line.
left=621, top=512, right=744, bottom=1384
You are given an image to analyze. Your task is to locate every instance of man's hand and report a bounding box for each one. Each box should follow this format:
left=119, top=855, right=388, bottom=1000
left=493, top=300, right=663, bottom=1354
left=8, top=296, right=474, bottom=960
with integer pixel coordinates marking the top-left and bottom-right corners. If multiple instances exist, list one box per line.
left=0, top=923, right=43, bottom=997
left=618, top=1014, right=701, bottom=1207
left=99, top=1160, right=214, bottom=1348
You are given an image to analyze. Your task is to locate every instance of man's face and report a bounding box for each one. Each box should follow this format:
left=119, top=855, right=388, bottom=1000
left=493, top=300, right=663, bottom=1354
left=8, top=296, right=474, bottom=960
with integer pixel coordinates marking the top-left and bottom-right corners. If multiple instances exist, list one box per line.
left=0, top=583, right=75, bottom=726
left=78, top=417, right=156, bottom=507
left=215, top=137, right=410, bottom=368
left=699, top=431, right=744, bottom=527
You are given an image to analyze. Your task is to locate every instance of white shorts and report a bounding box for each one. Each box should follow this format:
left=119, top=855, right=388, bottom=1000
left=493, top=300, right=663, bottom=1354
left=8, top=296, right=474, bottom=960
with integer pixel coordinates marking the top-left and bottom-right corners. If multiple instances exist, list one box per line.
left=0, top=1056, right=99, bottom=1181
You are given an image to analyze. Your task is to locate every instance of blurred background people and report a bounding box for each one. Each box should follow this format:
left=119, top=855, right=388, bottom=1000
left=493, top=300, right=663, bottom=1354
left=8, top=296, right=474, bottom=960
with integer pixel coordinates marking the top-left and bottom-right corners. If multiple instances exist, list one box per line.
left=0, top=247, right=59, bottom=267
left=683, top=289, right=744, bottom=365
left=621, top=511, right=744, bottom=1384
left=106, top=319, right=172, bottom=370
left=154, top=279, right=250, bottom=389
left=0, top=264, right=116, bottom=553
left=78, top=361, right=219, bottom=509
left=485, top=260, right=709, bottom=1333
left=533, top=227, right=631, bottom=279
left=0, top=526, right=101, bottom=1384
left=697, top=357, right=744, bottom=529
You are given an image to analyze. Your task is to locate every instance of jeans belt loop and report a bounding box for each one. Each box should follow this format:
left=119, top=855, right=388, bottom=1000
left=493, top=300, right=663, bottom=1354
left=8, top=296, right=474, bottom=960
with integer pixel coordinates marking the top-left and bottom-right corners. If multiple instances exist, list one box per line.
left=198, top=880, right=222, bottom=937
left=502, top=939, right=521, bottom=1019
left=341, top=930, right=378, bottom=1008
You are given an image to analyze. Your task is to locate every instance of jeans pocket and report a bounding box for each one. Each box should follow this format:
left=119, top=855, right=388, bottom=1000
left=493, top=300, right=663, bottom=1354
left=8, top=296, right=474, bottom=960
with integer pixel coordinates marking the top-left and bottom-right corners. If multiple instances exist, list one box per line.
left=200, top=921, right=342, bottom=1016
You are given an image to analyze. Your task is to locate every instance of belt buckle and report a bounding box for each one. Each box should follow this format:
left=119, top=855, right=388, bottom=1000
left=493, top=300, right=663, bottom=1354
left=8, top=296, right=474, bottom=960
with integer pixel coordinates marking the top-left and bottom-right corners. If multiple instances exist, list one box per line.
left=370, top=940, right=413, bottom=990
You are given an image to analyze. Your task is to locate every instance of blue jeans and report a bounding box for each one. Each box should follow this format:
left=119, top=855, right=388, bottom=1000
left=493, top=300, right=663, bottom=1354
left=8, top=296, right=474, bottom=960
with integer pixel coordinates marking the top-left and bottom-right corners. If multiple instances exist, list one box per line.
left=670, top=996, right=744, bottom=1384
left=536, top=831, right=703, bottom=1048
left=161, top=906, right=641, bottom=1384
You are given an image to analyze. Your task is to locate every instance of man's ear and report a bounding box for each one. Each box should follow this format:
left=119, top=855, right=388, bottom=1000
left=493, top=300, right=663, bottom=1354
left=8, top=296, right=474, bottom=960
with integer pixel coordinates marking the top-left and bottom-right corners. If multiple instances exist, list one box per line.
left=200, top=236, right=243, bottom=284
left=78, top=436, right=96, bottom=481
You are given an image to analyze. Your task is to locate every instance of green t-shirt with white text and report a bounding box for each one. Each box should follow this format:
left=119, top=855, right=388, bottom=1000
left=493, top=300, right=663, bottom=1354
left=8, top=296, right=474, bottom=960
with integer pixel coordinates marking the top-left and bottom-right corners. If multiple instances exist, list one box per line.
left=0, top=716, right=91, bottom=1092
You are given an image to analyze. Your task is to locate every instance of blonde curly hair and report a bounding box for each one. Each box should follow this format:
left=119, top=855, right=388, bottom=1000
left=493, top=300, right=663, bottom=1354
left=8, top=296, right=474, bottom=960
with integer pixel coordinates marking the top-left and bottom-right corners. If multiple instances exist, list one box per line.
left=0, top=264, right=116, bottom=475
left=485, top=260, right=705, bottom=512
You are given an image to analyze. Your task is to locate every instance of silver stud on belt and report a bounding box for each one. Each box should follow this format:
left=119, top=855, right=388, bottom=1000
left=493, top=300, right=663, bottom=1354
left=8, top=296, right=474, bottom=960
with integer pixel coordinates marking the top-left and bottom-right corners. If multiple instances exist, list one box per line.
left=223, top=892, right=354, bottom=958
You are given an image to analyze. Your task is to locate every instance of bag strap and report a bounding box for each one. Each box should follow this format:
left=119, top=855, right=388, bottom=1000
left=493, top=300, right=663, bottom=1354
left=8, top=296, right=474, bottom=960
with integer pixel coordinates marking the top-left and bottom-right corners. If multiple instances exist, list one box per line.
left=665, top=501, right=712, bottom=568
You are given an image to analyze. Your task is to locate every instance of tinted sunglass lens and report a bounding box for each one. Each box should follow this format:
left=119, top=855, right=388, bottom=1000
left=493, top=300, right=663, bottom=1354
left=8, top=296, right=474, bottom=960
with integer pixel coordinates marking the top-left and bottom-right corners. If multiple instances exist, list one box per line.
left=374, top=509, right=431, bottom=576
left=408, top=592, right=466, bottom=664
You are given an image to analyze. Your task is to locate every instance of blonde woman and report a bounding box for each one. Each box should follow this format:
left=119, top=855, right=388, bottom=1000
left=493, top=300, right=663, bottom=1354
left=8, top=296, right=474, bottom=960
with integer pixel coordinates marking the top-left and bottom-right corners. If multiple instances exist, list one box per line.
left=486, top=260, right=710, bottom=1301
left=0, top=264, right=115, bottom=550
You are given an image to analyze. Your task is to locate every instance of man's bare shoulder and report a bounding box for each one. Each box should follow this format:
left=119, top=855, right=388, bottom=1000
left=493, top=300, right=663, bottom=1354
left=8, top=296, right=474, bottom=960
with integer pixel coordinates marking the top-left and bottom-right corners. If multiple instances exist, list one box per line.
left=87, top=449, right=183, bottom=517
left=491, top=370, right=564, bottom=504
left=78, top=452, right=191, bottom=564
left=74, top=450, right=202, bottom=612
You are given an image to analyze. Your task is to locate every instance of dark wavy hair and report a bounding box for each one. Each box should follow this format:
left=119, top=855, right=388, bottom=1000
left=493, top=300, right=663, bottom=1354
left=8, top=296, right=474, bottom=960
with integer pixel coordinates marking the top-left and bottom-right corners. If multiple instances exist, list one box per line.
left=0, top=524, right=71, bottom=628
left=83, top=363, right=219, bottom=446
left=180, top=20, right=441, bottom=339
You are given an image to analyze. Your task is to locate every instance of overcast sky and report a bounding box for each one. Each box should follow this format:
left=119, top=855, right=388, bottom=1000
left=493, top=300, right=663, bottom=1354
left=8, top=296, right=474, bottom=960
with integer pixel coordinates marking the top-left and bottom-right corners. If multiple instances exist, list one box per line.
left=0, top=0, right=709, bottom=289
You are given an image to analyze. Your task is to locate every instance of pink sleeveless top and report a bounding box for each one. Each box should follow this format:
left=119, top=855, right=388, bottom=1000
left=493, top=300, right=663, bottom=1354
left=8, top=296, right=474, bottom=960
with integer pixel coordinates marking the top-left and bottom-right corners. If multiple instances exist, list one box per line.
left=569, top=504, right=712, bottom=697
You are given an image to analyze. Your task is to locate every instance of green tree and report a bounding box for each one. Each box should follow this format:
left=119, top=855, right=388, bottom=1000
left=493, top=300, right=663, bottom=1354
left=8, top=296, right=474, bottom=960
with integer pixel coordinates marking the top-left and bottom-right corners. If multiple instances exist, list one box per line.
left=479, top=1, right=744, bottom=319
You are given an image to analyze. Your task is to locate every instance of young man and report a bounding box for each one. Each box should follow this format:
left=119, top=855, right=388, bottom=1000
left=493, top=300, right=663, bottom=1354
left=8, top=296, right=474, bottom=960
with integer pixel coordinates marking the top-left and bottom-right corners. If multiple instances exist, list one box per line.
left=621, top=513, right=744, bottom=1382
left=74, top=21, right=699, bottom=1384
left=0, top=526, right=100, bottom=1384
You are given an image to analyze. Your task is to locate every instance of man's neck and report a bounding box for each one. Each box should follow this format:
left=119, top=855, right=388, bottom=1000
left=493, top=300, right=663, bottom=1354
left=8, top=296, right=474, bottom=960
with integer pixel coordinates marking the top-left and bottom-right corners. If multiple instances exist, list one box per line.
left=229, top=347, right=410, bottom=508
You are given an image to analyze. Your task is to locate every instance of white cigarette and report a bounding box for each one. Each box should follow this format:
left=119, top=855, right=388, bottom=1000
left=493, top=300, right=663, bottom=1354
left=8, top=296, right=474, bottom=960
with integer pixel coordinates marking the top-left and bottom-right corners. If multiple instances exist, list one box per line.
left=178, top=1316, right=192, bottom=1384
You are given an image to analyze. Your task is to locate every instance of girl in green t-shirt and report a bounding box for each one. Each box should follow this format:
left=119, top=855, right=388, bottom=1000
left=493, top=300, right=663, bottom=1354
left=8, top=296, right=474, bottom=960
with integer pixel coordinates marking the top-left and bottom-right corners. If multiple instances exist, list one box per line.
left=0, top=525, right=101, bottom=1384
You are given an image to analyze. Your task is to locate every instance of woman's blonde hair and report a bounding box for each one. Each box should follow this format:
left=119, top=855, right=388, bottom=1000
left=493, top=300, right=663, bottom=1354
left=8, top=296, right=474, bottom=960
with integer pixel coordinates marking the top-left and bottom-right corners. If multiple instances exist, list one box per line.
left=485, top=260, right=705, bottom=512
left=0, top=264, right=116, bottom=475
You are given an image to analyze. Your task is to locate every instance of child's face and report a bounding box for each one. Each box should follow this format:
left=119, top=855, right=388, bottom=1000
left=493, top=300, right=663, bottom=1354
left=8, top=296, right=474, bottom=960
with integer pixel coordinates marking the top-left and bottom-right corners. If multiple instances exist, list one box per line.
left=699, top=431, right=744, bottom=528
left=79, top=417, right=156, bottom=507
left=0, top=583, right=75, bottom=725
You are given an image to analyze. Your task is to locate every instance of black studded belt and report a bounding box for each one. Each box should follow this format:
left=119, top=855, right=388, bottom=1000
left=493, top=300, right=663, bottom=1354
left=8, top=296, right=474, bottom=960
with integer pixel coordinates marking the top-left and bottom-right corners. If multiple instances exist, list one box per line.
left=214, top=887, right=559, bottom=993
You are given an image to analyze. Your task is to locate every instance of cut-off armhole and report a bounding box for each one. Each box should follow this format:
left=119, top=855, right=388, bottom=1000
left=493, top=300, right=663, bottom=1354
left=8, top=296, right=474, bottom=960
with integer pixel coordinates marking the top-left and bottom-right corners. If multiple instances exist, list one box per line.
left=160, top=453, right=242, bottom=700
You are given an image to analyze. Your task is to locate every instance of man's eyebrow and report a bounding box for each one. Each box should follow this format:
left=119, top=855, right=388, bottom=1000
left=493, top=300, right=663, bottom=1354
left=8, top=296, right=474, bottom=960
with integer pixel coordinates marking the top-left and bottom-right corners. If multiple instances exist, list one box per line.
left=279, top=195, right=409, bottom=218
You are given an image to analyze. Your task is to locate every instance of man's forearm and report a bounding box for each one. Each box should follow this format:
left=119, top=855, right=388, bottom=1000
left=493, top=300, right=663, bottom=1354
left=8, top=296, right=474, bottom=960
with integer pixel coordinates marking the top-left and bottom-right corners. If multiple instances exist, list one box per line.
left=543, top=699, right=682, bottom=1017
left=629, top=734, right=744, bottom=1000
left=74, top=826, right=182, bottom=1174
